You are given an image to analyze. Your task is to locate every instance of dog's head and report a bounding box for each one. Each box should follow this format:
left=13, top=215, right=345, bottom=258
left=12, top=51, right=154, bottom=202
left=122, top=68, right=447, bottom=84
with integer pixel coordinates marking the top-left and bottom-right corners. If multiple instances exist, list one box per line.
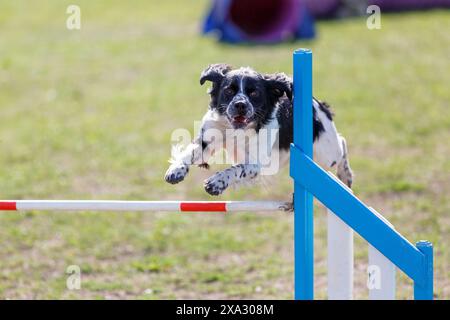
left=200, top=64, right=292, bottom=130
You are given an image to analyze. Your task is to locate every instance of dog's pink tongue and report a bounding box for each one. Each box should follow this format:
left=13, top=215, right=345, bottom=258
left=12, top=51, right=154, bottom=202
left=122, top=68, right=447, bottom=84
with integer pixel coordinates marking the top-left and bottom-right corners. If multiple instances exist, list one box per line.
left=234, top=116, right=247, bottom=123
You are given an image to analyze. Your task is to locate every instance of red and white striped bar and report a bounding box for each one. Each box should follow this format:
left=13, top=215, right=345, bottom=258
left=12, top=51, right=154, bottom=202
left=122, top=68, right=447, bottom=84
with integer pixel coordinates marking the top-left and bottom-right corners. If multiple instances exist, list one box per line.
left=0, top=200, right=288, bottom=212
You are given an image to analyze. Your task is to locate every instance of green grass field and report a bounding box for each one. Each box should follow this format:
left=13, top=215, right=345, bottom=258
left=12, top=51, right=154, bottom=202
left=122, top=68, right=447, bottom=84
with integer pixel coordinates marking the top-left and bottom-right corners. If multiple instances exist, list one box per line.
left=0, top=1, right=448, bottom=299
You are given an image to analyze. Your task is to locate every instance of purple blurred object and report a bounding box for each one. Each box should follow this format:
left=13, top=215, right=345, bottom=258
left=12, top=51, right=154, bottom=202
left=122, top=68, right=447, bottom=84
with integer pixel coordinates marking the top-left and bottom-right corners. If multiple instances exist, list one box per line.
left=305, top=0, right=450, bottom=18
left=227, top=0, right=301, bottom=42
left=305, top=0, right=341, bottom=18
left=369, top=0, right=450, bottom=11
left=202, top=0, right=315, bottom=43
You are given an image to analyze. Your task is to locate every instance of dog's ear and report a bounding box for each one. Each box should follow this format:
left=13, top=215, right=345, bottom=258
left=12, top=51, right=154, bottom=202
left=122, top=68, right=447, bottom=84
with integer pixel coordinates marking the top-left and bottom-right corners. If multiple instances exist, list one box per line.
left=200, top=63, right=232, bottom=86
left=264, top=73, right=292, bottom=101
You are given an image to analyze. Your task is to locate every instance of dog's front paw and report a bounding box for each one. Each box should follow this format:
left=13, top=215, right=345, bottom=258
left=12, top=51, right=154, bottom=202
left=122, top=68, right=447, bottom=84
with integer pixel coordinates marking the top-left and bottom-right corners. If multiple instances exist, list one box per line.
left=165, top=163, right=189, bottom=184
left=204, top=172, right=229, bottom=196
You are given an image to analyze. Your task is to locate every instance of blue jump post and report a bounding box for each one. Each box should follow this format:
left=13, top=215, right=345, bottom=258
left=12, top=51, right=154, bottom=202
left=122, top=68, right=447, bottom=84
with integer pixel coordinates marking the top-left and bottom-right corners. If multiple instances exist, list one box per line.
left=290, top=48, right=434, bottom=300
left=291, top=49, right=314, bottom=300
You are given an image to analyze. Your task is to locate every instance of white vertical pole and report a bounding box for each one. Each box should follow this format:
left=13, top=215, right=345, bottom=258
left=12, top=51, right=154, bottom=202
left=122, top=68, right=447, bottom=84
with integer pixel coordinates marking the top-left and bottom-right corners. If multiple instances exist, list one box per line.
left=367, top=207, right=396, bottom=300
left=327, top=208, right=354, bottom=299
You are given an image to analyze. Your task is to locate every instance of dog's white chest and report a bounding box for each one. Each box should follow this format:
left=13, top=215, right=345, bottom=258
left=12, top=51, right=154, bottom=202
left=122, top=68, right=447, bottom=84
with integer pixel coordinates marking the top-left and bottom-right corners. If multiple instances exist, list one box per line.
left=223, top=116, right=280, bottom=169
left=222, top=129, right=255, bottom=164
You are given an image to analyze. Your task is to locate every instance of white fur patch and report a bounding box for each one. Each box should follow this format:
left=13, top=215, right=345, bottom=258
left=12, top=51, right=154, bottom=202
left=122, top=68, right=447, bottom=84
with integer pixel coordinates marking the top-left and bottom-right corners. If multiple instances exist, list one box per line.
left=313, top=100, right=344, bottom=169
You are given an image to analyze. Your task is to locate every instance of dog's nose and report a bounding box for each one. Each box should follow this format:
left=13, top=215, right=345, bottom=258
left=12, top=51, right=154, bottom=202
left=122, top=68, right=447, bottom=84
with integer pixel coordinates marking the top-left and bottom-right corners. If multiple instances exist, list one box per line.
left=234, top=102, right=246, bottom=114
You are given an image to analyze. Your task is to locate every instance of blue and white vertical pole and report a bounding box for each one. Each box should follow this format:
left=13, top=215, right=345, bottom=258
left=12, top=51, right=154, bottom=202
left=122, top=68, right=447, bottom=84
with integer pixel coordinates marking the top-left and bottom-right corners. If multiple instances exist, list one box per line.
left=291, top=49, right=314, bottom=300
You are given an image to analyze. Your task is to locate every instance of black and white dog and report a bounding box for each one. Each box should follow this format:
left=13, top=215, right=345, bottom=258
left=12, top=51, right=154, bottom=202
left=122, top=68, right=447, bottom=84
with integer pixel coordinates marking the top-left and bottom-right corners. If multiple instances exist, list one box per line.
left=164, top=64, right=353, bottom=196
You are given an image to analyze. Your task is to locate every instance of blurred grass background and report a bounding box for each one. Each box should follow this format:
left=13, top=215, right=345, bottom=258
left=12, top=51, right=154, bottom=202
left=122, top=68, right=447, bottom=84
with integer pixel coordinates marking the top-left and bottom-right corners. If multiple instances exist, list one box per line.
left=0, top=0, right=448, bottom=299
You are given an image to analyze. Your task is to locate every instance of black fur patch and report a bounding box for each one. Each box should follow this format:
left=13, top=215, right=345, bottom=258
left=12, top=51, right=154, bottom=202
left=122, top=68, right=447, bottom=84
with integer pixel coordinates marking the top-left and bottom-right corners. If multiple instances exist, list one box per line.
left=201, top=139, right=208, bottom=151
left=276, top=96, right=293, bottom=150
left=313, top=107, right=325, bottom=141
left=277, top=97, right=327, bottom=151
left=314, top=98, right=334, bottom=121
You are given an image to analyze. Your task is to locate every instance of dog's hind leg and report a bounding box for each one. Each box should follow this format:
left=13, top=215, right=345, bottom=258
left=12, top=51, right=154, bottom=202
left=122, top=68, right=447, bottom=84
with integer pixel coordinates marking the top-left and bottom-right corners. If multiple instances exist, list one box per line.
left=336, top=136, right=353, bottom=188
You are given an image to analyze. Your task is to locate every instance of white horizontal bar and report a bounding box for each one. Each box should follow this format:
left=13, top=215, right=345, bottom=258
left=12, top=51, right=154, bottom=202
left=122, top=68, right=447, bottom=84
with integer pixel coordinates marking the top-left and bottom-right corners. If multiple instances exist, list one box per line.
left=1, top=200, right=288, bottom=212
left=16, top=200, right=179, bottom=211
left=226, top=201, right=288, bottom=211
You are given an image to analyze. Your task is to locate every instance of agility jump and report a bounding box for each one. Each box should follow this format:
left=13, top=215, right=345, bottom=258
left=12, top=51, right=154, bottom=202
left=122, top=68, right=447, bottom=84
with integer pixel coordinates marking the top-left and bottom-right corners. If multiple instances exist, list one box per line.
left=0, top=49, right=434, bottom=300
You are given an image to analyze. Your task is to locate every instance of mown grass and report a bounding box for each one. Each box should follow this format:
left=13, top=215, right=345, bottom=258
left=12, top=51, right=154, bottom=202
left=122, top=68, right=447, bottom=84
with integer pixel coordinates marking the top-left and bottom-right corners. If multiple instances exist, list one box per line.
left=0, top=1, right=448, bottom=299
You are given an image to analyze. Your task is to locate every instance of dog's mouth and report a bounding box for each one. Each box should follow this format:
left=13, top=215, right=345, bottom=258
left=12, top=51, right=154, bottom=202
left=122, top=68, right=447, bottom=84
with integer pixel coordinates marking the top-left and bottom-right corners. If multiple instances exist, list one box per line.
left=233, top=115, right=248, bottom=123
left=231, top=115, right=250, bottom=128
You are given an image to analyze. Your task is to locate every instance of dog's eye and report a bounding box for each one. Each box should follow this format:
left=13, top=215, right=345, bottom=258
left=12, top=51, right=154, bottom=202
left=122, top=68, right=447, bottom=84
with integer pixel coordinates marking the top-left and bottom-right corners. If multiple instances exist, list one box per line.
left=249, top=90, right=259, bottom=98
left=224, top=88, right=235, bottom=96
